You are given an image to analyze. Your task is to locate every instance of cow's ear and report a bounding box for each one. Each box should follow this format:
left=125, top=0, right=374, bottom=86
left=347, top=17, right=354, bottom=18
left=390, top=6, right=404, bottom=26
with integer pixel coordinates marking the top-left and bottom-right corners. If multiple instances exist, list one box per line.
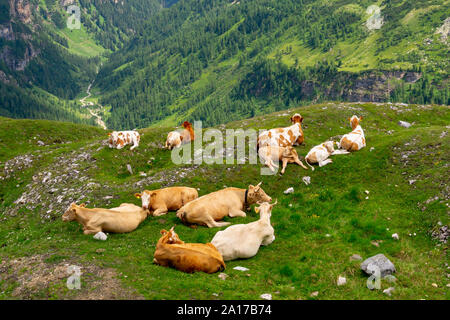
left=135, top=193, right=141, bottom=199
left=180, top=135, right=184, bottom=141
left=108, top=133, right=111, bottom=136
left=79, top=203, right=86, bottom=208
left=359, top=116, right=363, bottom=121
left=300, top=116, right=304, bottom=123
left=160, top=229, right=168, bottom=235
left=254, top=206, right=260, bottom=214
left=348, top=117, right=351, bottom=122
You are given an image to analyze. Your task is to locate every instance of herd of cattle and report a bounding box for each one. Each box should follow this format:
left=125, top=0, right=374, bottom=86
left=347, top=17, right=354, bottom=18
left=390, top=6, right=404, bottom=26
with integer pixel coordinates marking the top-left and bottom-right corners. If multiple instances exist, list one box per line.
left=64, top=114, right=366, bottom=274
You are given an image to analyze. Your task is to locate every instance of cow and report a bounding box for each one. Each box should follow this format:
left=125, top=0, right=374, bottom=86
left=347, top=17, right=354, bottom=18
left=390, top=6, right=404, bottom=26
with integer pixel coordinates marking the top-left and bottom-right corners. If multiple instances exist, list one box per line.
left=176, top=182, right=272, bottom=228
left=258, top=145, right=308, bottom=174
left=165, top=121, right=195, bottom=150
left=62, top=203, right=149, bottom=239
left=153, top=226, right=226, bottom=274
left=305, top=141, right=349, bottom=170
left=108, top=130, right=140, bottom=150
left=134, top=186, right=198, bottom=216
left=257, top=113, right=305, bottom=149
left=338, top=115, right=366, bottom=152
left=211, top=200, right=277, bottom=261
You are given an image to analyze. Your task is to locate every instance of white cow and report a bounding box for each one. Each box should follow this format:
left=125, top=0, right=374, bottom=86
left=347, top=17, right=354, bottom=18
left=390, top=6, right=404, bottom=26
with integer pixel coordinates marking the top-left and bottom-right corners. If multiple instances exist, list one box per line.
left=305, top=141, right=349, bottom=170
left=211, top=201, right=276, bottom=261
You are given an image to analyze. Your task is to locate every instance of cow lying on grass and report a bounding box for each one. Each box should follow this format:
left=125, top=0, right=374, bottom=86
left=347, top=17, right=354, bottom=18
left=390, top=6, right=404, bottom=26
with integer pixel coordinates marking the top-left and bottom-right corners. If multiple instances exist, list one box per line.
left=258, top=113, right=305, bottom=149
left=305, top=141, right=349, bottom=170
left=258, top=145, right=308, bottom=174
left=153, top=226, right=225, bottom=274
left=135, top=186, right=198, bottom=216
left=108, top=130, right=140, bottom=150
left=165, top=121, right=195, bottom=150
left=211, top=200, right=277, bottom=261
left=176, top=182, right=272, bottom=228
left=338, top=115, right=366, bottom=152
left=62, top=203, right=149, bottom=239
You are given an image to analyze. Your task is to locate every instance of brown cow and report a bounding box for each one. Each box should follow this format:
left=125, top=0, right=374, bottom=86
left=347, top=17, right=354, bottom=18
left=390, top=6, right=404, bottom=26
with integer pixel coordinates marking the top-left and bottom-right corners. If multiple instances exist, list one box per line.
left=135, top=186, right=198, bottom=216
left=258, top=145, right=308, bottom=174
left=165, top=121, right=195, bottom=150
left=153, top=226, right=226, bottom=274
left=176, top=182, right=272, bottom=228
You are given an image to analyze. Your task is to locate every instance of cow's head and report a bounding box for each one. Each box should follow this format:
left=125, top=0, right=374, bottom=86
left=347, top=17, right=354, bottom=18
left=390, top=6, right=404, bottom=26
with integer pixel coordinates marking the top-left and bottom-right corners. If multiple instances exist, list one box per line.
left=254, top=199, right=277, bottom=218
left=62, top=202, right=85, bottom=222
left=290, top=113, right=303, bottom=124
left=159, top=226, right=184, bottom=245
left=135, top=190, right=153, bottom=211
left=183, top=121, right=195, bottom=140
left=322, top=141, right=335, bottom=154
left=349, top=115, right=363, bottom=130
left=247, top=182, right=272, bottom=204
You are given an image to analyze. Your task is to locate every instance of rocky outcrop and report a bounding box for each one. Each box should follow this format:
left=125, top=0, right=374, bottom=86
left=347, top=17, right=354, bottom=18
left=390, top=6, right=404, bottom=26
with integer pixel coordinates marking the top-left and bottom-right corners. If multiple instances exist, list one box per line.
left=9, top=0, right=32, bottom=24
left=435, top=17, right=450, bottom=44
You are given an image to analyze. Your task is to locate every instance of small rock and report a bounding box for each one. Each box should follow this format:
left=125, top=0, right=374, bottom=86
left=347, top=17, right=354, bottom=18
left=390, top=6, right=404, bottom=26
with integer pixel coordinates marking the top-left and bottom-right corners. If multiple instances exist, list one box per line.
left=212, top=293, right=219, bottom=297
left=310, top=291, right=319, bottom=297
left=218, top=273, right=228, bottom=280
left=302, top=176, right=311, bottom=185
left=37, top=140, right=45, bottom=146
left=392, top=233, right=399, bottom=240
left=431, top=283, right=438, bottom=288
left=96, top=248, right=106, bottom=253
left=260, top=293, right=272, bottom=300
left=284, top=187, right=294, bottom=194
left=233, top=266, right=249, bottom=271
left=350, top=254, right=363, bottom=261
left=398, top=121, right=412, bottom=128
left=383, top=287, right=395, bottom=296
left=370, top=147, right=375, bottom=152
left=337, top=276, right=347, bottom=286
left=365, top=190, right=370, bottom=194
left=93, top=232, right=107, bottom=241
left=126, top=164, right=133, bottom=175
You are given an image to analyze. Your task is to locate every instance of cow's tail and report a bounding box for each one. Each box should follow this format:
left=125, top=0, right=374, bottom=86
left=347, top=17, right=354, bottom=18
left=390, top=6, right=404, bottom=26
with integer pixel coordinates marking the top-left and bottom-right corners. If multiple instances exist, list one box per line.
left=305, top=156, right=315, bottom=171
left=205, top=216, right=231, bottom=228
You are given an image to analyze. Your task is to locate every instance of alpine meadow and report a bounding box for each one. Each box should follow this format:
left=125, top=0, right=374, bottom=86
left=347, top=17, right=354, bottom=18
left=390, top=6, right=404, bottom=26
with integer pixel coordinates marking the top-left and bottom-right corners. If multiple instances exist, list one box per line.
left=0, top=0, right=449, bottom=303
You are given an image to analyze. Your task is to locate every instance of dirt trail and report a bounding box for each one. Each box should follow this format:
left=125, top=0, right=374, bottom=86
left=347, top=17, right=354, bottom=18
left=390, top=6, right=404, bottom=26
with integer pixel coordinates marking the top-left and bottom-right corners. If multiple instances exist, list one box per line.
left=80, top=80, right=107, bottom=130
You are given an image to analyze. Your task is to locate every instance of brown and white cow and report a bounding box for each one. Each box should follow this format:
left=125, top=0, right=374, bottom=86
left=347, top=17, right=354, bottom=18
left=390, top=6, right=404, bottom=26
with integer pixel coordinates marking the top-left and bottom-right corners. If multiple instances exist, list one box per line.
left=258, top=113, right=305, bottom=150
left=258, top=145, right=308, bottom=174
left=165, top=121, right=195, bottom=150
left=305, top=141, right=348, bottom=170
left=211, top=200, right=277, bottom=261
left=338, top=115, right=366, bottom=152
left=153, top=226, right=226, bottom=274
left=176, top=182, right=272, bottom=228
left=108, top=130, right=140, bottom=150
left=134, top=186, right=198, bottom=216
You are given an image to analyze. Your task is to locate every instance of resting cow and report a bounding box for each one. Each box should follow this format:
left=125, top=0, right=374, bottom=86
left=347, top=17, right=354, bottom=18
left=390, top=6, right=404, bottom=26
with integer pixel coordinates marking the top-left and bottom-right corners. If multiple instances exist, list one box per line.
left=258, top=145, right=308, bottom=174
left=258, top=113, right=305, bottom=149
left=165, top=121, right=195, bottom=150
left=108, top=130, right=140, bottom=150
left=62, top=203, right=149, bottom=239
left=135, top=186, right=198, bottom=216
left=305, top=141, right=349, bottom=170
left=211, top=201, right=277, bottom=261
left=338, top=115, right=366, bottom=152
left=153, top=226, right=225, bottom=274
left=176, top=182, right=272, bottom=228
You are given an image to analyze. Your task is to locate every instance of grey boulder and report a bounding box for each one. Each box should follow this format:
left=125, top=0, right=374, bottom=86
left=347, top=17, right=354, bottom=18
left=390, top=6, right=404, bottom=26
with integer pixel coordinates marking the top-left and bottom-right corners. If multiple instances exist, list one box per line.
left=361, top=254, right=396, bottom=277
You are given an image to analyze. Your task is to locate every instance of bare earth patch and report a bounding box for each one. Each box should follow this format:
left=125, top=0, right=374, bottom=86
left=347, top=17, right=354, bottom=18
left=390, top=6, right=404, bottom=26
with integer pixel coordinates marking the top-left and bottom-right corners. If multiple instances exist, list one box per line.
left=0, top=254, right=143, bottom=299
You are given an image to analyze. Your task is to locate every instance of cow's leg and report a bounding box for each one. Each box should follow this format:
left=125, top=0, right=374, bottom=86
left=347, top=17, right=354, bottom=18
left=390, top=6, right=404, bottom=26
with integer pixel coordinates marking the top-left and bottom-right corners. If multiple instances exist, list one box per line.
left=83, top=228, right=101, bottom=235
left=152, top=206, right=168, bottom=217
left=228, top=208, right=247, bottom=218
left=293, top=157, right=308, bottom=169
left=130, top=143, right=138, bottom=150
left=204, top=216, right=231, bottom=228
left=318, top=159, right=333, bottom=167
left=280, top=158, right=288, bottom=175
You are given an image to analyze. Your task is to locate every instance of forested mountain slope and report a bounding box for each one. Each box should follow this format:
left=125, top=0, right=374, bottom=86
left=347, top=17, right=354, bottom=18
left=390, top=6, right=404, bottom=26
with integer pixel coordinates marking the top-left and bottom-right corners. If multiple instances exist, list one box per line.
left=0, top=0, right=170, bottom=122
left=95, top=0, right=450, bottom=130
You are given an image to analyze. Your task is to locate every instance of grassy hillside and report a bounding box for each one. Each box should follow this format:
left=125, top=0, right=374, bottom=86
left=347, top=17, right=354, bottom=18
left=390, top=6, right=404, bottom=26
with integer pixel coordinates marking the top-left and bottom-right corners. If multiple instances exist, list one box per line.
left=0, top=102, right=448, bottom=300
